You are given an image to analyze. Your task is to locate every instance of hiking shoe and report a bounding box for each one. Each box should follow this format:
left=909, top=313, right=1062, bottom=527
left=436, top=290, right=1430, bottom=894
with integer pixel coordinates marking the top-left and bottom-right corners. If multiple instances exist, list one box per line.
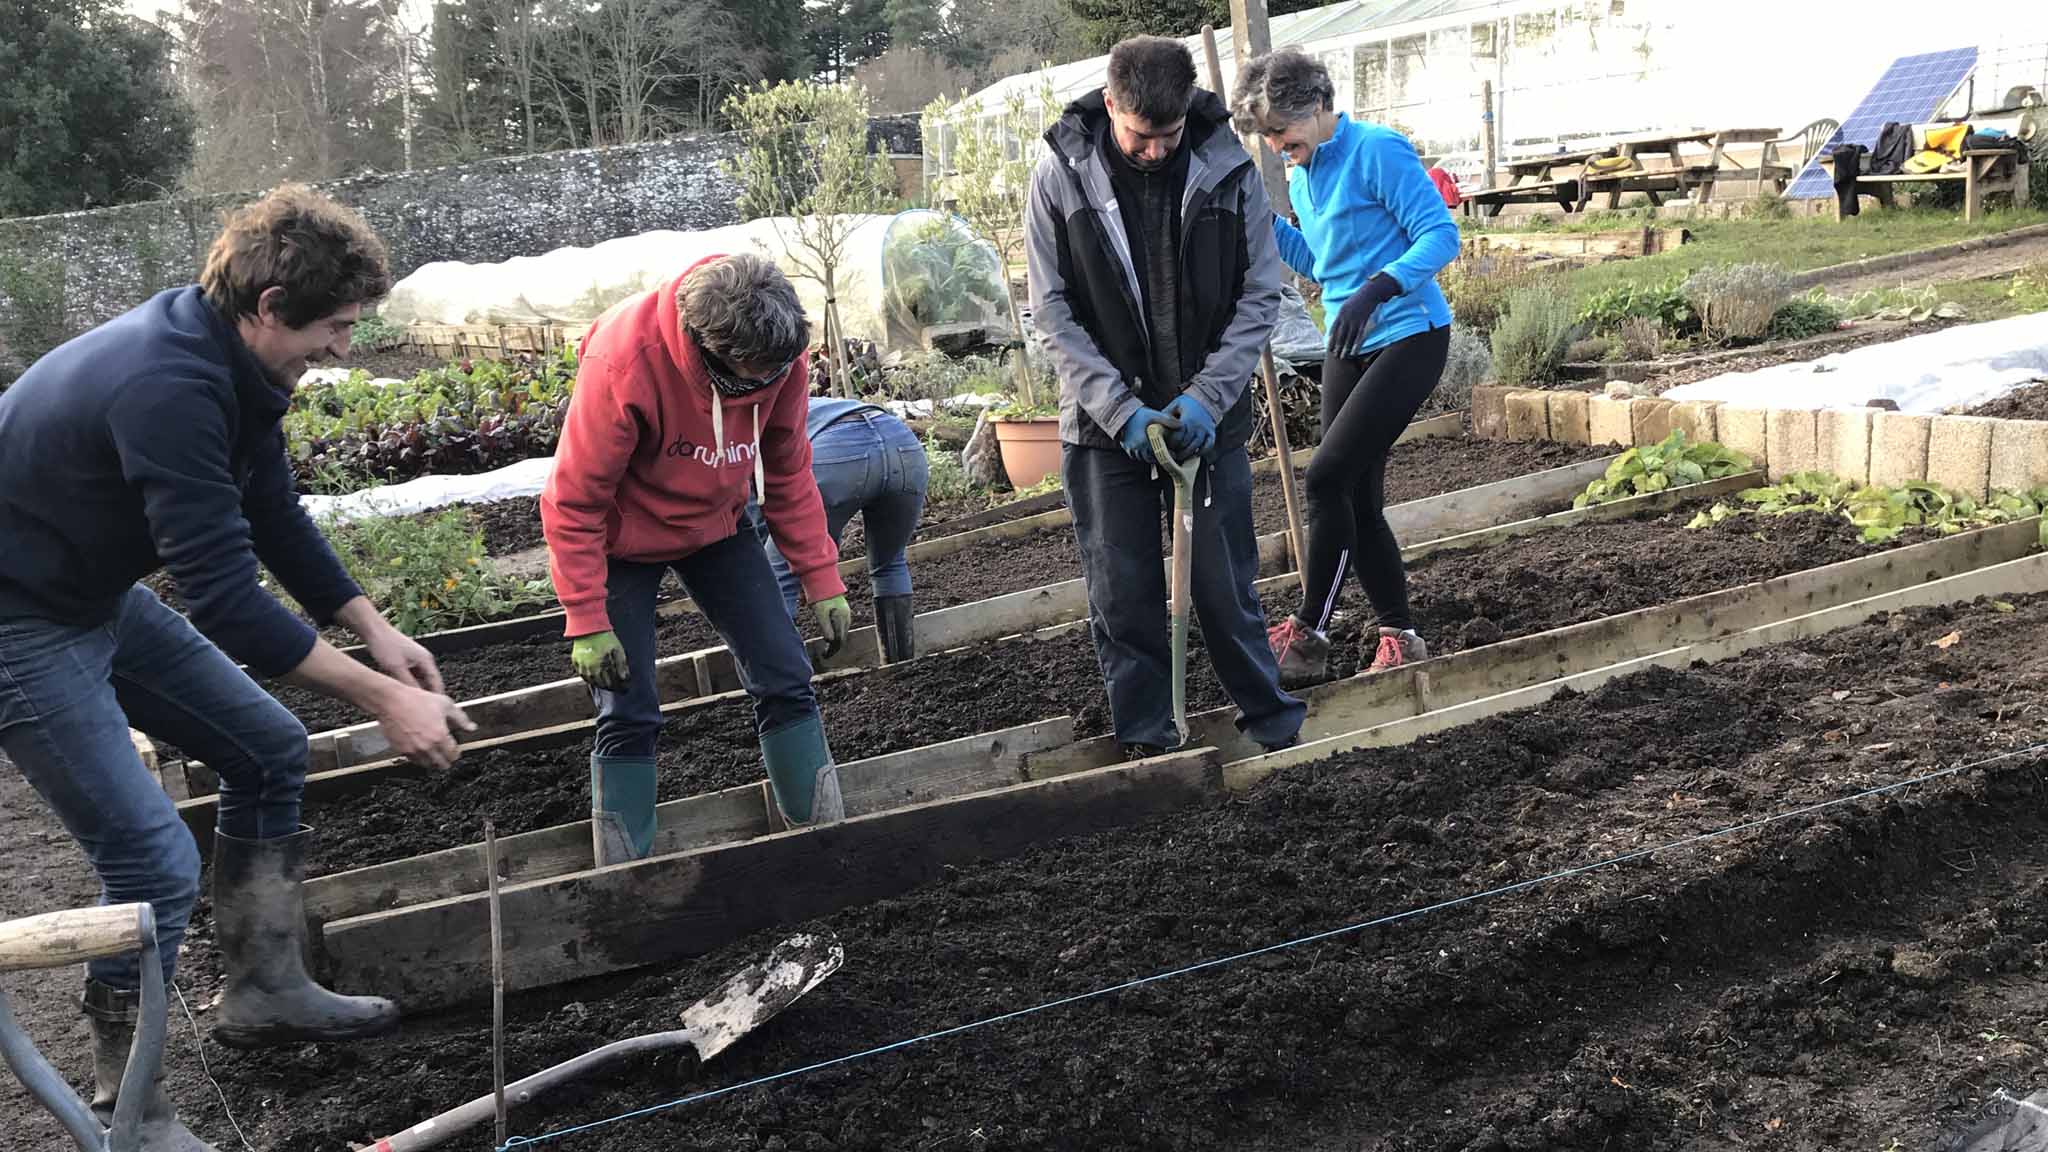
left=1267, top=615, right=1330, bottom=688
left=1120, top=742, right=1167, bottom=762
left=1367, top=628, right=1429, bottom=672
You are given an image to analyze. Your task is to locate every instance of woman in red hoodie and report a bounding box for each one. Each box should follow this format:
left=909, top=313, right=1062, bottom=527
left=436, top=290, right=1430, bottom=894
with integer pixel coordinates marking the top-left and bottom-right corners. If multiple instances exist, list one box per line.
left=542, top=254, right=852, bottom=862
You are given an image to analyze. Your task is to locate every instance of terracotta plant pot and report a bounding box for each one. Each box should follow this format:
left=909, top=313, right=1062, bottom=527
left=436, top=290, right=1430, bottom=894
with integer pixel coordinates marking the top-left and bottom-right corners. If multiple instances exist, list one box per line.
left=991, top=417, right=1062, bottom=490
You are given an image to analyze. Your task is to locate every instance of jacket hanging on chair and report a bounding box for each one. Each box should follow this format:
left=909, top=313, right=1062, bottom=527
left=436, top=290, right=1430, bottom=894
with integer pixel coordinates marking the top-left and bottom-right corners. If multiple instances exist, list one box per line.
left=1869, top=122, right=1914, bottom=175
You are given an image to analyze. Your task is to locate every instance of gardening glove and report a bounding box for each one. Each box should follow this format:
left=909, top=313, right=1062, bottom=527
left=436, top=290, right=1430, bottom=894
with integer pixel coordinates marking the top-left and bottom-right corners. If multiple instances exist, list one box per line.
left=814, top=595, right=853, bottom=659
left=1327, top=272, right=1403, bottom=357
left=1118, top=405, right=1177, bottom=463
left=570, top=630, right=631, bottom=693
left=1162, top=394, right=1216, bottom=458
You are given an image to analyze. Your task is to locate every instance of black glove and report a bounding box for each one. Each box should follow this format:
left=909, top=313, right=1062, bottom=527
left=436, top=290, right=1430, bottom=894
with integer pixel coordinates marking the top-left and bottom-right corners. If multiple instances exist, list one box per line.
left=1327, top=273, right=1403, bottom=358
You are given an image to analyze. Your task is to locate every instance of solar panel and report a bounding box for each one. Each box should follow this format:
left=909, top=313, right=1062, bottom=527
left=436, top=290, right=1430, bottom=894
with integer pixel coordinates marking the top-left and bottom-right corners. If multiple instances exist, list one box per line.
left=1785, top=46, right=1979, bottom=198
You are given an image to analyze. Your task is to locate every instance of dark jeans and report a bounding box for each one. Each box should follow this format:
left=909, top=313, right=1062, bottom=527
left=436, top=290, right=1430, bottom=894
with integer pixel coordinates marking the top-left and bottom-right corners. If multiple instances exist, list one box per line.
left=0, top=585, right=308, bottom=989
left=750, top=410, right=928, bottom=617
left=1298, top=325, right=1450, bottom=632
left=1064, top=442, right=1305, bottom=749
left=593, top=527, right=819, bottom=757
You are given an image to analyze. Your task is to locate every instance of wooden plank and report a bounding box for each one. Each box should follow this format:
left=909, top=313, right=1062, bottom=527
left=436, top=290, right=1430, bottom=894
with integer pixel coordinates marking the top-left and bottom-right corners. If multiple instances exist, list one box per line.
left=321, top=746, right=1225, bottom=1010
left=1027, top=517, right=2040, bottom=781
left=1384, top=455, right=1616, bottom=541
left=1224, top=548, right=2048, bottom=792
left=304, top=716, right=1078, bottom=926
left=1400, top=470, right=1759, bottom=562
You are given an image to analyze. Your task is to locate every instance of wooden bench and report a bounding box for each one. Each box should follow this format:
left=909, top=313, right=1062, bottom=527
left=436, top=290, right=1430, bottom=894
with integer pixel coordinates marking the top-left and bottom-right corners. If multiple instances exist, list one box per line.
left=1834, top=124, right=2031, bottom=222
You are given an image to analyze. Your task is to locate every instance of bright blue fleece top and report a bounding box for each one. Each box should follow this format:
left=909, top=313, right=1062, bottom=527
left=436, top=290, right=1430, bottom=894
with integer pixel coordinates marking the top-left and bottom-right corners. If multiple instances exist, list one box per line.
left=1273, top=114, right=1459, bottom=355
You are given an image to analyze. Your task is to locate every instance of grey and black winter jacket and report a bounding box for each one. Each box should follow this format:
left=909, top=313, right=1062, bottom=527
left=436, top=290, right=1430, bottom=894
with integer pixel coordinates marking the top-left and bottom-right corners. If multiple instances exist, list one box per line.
left=1025, top=87, right=1284, bottom=453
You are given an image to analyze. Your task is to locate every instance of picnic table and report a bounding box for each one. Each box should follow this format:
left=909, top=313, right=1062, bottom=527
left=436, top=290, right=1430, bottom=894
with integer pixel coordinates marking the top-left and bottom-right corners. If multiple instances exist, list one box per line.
left=1463, top=127, right=1783, bottom=217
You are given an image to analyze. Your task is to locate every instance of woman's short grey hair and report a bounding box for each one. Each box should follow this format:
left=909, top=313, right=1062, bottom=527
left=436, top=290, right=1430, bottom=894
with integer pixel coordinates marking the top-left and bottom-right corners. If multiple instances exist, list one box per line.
left=677, top=253, right=811, bottom=366
left=1231, top=48, right=1336, bottom=136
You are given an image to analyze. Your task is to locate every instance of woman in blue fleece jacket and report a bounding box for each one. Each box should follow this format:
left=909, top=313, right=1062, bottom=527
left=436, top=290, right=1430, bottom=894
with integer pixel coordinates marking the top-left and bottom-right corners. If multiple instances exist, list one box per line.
left=1233, top=47, right=1460, bottom=686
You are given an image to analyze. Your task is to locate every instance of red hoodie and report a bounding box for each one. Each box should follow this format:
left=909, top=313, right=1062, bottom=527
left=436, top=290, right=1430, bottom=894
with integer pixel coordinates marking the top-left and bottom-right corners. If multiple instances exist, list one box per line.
left=541, top=259, right=844, bottom=637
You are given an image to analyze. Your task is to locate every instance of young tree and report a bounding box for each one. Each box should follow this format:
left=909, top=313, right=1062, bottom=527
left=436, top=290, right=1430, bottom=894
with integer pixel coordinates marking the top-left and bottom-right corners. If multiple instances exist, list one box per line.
left=921, top=77, right=1057, bottom=389
left=0, top=0, right=194, bottom=215
left=723, top=80, right=898, bottom=396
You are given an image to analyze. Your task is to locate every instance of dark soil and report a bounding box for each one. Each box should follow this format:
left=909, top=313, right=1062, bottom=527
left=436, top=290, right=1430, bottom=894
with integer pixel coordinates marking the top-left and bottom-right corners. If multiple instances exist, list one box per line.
left=294, top=505, right=1914, bottom=873
left=338, top=348, right=450, bottom=379
left=467, top=495, right=545, bottom=555
left=256, top=437, right=1612, bottom=736
left=456, top=434, right=1610, bottom=561
left=1960, top=381, right=2048, bottom=421
left=37, top=589, right=2040, bottom=1152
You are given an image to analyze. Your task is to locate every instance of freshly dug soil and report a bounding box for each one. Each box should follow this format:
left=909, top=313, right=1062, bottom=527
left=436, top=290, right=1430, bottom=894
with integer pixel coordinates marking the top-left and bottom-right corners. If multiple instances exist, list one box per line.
left=451, top=435, right=1610, bottom=560
left=102, top=591, right=2048, bottom=1152
left=260, top=437, right=1611, bottom=735
left=295, top=505, right=1913, bottom=872
left=1961, top=381, right=2048, bottom=421
left=338, top=348, right=450, bottom=379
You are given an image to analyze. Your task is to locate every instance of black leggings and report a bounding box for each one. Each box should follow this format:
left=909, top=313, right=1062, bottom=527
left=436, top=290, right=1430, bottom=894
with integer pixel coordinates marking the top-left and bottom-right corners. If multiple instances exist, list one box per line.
left=1295, top=325, right=1450, bottom=633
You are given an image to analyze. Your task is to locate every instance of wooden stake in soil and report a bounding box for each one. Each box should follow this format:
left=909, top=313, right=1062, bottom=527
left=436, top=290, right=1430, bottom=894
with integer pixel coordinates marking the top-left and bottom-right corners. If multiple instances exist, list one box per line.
left=486, top=820, right=507, bottom=1147
left=1201, top=23, right=1307, bottom=579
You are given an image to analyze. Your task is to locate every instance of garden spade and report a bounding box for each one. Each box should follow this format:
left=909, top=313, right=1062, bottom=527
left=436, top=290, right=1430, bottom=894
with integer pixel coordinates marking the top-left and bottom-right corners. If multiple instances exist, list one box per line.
left=359, top=931, right=845, bottom=1152
left=1147, top=423, right=1202, bottom=748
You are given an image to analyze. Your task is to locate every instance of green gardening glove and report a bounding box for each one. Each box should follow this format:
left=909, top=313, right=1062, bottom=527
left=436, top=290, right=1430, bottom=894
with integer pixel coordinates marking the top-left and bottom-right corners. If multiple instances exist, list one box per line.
left=570, top=630, right=631, bottom=692
left=814, top=595, right=852, bottom=659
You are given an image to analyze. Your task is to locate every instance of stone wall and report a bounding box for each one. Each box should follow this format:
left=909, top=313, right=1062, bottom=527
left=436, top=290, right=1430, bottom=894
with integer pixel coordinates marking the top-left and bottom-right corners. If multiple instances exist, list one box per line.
left=0, top=116, right=920, bottom=378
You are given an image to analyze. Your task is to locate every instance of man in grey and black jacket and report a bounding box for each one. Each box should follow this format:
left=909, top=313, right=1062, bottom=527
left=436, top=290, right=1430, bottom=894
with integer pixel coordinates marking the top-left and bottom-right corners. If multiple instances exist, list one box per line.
left=1026, top=35, right=1305, bottom=758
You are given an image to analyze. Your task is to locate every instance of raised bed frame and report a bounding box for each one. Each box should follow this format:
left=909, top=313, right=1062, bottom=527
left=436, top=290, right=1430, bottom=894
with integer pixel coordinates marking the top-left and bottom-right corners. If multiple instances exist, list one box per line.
left=308, top=517, right=2044, bottom=1009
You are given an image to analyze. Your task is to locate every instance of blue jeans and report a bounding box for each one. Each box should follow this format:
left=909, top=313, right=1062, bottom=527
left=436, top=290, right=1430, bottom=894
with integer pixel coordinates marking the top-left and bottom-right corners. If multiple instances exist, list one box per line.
left=593, top=526, right=820, bottom=757
left=1064, top=443, right=1306, bottom=749
left=0, top=585, right=309, bottom=989
left=751, top=411, right=928, bottom=617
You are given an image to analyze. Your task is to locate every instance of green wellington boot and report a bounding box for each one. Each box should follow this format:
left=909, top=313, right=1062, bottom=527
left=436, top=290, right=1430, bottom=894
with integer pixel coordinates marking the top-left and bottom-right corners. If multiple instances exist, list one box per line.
left=761, top=714, right=846, bottom=827
left=591, top=753, right=658, bottom=866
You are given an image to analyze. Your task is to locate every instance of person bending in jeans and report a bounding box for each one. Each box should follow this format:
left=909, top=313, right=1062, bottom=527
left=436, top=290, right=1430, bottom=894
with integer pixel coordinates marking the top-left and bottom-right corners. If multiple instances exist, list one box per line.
left=747, top=398, right=929, bottom=664
left=1235, top=47, right=1461, bottom=686
left=543, top=253, right=853, bottom=866
left=0, top=185, right=474, bottom=1151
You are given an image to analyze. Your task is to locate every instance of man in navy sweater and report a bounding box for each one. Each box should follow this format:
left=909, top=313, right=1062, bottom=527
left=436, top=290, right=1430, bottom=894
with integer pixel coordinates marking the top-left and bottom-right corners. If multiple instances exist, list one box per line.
left=0, top=185, right=474, bottom=1150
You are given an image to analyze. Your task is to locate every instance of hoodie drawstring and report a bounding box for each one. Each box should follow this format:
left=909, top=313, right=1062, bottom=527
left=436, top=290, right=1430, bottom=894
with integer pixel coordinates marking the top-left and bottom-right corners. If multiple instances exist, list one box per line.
left=708, top=393, right=768, bottom=499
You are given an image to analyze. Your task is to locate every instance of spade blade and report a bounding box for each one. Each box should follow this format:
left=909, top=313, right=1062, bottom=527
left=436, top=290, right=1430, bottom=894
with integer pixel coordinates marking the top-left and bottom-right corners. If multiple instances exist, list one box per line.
left=681, top=931, right=844, bottom=1062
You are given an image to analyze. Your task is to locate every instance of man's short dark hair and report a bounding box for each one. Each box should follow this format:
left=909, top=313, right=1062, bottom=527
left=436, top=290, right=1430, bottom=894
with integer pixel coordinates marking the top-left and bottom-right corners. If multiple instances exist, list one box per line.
left=201, top=184, right=390, bottom=327
left=1106, top=35, right=1197, bottom=125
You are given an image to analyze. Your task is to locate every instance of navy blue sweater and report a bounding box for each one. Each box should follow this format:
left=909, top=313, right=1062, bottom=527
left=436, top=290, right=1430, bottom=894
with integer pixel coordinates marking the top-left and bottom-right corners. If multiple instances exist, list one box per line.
left=0, top=287, right=363, bottom=677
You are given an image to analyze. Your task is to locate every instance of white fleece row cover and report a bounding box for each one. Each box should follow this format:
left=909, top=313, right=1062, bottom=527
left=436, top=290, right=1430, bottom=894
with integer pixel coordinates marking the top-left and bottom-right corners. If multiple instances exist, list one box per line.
left=1662, top=312, right=2048, bottom=414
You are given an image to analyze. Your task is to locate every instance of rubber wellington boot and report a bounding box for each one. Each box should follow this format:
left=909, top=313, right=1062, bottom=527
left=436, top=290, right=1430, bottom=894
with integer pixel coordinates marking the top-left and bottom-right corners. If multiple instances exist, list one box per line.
left=875, top=594, right=915, bottom=664
left=210, top=827, right=400, bottom=1049
left=590, top=753, right=658, bottom=866
left=84, top=981, right=217, bottom=1151
left=761, top=714, right=845, bottom=827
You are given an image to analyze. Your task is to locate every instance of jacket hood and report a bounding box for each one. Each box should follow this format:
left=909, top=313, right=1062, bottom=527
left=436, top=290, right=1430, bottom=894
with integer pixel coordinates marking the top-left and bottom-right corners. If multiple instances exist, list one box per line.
left=1046, top=85, right=1238, bottom=168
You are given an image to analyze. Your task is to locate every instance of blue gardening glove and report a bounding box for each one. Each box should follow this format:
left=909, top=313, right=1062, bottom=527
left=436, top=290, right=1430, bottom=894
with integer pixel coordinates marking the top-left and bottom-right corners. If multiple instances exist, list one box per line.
left=1117, top=406, right=1177, bottom=463
left=1163, top=394, right=1216, bottom=457
left=1327, top=272, right=1403, bottom=358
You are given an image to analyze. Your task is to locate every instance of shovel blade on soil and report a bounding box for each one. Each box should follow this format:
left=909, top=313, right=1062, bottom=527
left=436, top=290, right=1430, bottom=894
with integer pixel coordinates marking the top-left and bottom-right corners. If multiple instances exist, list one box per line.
left=357, top=932, right=845, bottom=1152
left=682, top=931, right=845, bottom=1061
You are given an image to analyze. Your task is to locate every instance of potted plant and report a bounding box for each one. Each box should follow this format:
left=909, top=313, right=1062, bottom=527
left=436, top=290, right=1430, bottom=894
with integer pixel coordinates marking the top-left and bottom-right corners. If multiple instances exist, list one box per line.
left=988, top=352, right=1061, bottom=489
